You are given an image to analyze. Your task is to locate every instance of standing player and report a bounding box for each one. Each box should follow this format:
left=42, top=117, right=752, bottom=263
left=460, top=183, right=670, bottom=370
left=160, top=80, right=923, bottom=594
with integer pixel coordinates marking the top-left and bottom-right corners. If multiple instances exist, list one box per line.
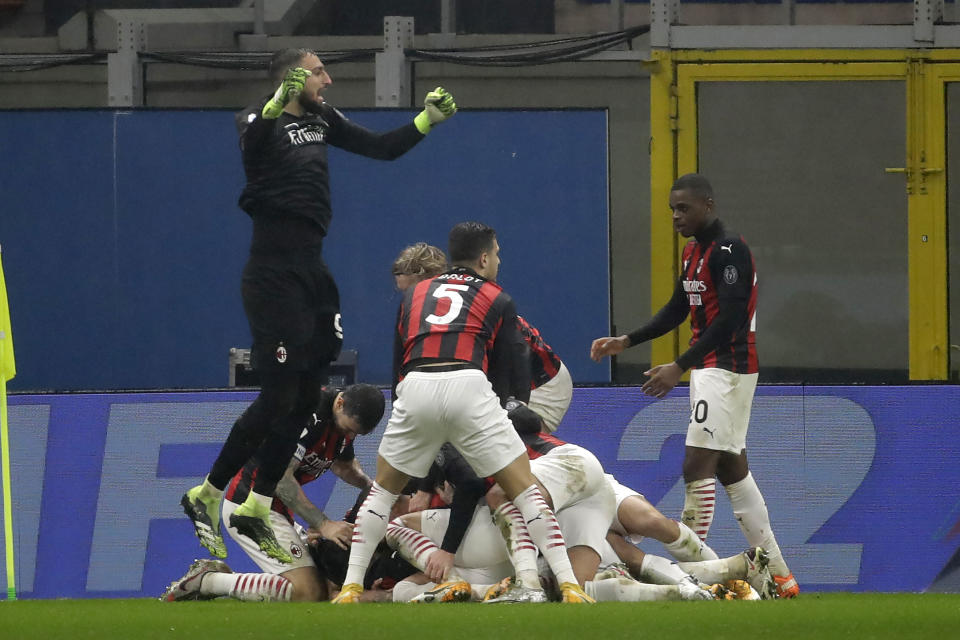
left=590, top=173, right=798, bottom=598
left=517, top=316, right=572, bottom=432
left=391, top=243, right=572, bottom=432
left=332, top=222, right=592, bottom=604
left=180, top=48, right=457, bottom=563
left=162, top=384, right=384, bottom=602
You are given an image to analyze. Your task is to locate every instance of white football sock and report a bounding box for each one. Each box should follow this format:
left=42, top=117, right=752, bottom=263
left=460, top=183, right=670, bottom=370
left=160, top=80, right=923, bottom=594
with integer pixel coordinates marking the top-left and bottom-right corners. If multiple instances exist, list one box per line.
left=638, top=554, right=693, bottom=585
left=342, top=482, right=399, bottom=587
left=392, top=579, right=433, bottom=602
left=664, top=521, right=720, bottom=562
left=201, top=572, right=292, bottom=602
left=491, top=501, right=542, bottom=589
left=681, top=478, right=716, bottom=541
left=511, top=485, right=578, bottom=586
left=585, top=577, right=682, bottom=602
left=677, top=554, right=745, bottom=584
left=725, top=472, right=790, bottom=576
left=385, top=519, right=437, bottom=572
left=471, top=583, right=495, bottom=601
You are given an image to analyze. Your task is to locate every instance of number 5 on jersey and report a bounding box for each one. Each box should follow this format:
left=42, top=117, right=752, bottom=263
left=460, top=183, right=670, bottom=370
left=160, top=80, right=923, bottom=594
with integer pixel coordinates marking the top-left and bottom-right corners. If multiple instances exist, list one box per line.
left=426, top=284, right=470, bottom=325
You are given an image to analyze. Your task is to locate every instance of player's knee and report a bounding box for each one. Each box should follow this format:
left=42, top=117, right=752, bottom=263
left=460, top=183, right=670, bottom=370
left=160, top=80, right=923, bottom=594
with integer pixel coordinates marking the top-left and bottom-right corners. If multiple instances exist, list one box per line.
left=286, top=572, right=327, bottom=602
left=485, top=484, right=508, bottom=509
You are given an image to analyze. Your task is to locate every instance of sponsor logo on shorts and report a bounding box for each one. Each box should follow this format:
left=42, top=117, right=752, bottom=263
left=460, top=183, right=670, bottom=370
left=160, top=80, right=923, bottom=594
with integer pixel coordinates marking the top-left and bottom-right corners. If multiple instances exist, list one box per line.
left=276, top=342, right=288, bottom=364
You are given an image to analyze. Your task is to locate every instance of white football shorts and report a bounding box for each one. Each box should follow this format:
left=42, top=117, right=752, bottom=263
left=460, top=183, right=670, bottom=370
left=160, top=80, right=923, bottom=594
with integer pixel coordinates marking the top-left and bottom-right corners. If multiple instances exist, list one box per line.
left=685, top=368, right=759, bottom=454
left=532, top=444, right=616, bottom=554
left=420, top=504, right=509, bottom=569
left=379, top=368, right=527, bottom=478
left=528, top=361, right=573, bottom=432
left=222, top=499, right=315, bottom=574
left=605, top=474, right=645, bottom=537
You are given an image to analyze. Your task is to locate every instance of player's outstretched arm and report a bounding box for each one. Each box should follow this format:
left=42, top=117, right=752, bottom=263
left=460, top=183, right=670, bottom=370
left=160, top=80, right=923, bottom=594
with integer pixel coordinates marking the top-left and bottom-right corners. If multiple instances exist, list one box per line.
left=590, top=335, right=630, bottom=361
left=641, top=362, right=684, bottom=399
left=413, top=87, right=458, bottom=134
left=261, top=66, right=311, bottom=119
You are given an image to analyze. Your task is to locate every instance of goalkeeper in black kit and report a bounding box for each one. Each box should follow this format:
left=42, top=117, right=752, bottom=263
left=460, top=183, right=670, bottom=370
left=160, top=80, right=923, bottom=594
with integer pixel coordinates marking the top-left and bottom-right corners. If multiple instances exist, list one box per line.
left=181, top=48, right=457, bottom=564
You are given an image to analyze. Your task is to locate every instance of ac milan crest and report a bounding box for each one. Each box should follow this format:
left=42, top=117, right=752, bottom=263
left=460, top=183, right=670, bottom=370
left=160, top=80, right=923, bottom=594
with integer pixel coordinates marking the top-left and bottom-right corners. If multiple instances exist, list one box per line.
left=276, top=343, right=288, bottom=364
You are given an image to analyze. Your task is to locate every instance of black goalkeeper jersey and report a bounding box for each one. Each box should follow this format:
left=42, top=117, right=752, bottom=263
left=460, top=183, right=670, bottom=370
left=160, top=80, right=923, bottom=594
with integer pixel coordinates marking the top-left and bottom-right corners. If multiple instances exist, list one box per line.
left=235, top=100, right=425, bottom=253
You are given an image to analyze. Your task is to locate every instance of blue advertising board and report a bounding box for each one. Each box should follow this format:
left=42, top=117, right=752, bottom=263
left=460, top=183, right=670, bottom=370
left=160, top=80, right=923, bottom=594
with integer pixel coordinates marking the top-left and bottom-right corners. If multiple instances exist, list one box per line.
left=2, top=384, right=958, bottom=598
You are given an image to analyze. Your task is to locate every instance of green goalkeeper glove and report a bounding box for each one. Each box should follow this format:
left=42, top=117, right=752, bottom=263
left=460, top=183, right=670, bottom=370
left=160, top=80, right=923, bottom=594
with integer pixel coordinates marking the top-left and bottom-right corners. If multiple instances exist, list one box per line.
left=261, top=67, right=311, bottom=119
left=414, top=87, right=457, bottom=134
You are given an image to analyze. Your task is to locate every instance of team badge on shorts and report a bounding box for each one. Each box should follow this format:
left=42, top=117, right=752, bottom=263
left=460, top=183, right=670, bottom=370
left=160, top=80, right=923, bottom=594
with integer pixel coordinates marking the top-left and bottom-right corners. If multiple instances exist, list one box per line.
left=276, top=342, right=288, bottom=364
left=723, top=265, right=739, bottom=284
left=290, top=543, right=303, bottom=559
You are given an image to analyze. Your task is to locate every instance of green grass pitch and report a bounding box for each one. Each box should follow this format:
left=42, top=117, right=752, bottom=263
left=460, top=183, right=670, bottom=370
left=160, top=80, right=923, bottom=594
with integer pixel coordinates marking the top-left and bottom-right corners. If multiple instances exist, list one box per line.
left=1, top=594, right=957, bottom=640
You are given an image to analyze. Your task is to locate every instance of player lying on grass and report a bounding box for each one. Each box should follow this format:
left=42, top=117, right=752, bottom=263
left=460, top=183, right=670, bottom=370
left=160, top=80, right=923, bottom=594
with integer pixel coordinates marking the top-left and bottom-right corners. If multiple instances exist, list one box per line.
left=384, top=405, right=767, bottom=602
left=407, top=401, right=721, bottom=585
left=384, top=405, right=776, bottom=602
left=385, top=486, right=773, bottom=602
left=162, top=384, right=384, bottom=602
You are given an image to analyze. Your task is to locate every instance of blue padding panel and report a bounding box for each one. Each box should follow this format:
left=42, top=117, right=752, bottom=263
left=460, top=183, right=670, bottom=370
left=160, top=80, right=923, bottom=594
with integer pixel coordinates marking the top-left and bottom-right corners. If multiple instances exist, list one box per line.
left=2, top=385, right=959, bottom=598
left=0, top=108, right=609, bottom=390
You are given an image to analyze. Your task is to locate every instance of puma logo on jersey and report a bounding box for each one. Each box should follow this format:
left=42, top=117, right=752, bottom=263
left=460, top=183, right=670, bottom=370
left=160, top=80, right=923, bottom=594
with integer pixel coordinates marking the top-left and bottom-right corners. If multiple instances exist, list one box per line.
left=366, top=509, right=388, bottom=521
left=720, top=244, right=733, bottom=253
left=702, top=426, right=716, bottom=438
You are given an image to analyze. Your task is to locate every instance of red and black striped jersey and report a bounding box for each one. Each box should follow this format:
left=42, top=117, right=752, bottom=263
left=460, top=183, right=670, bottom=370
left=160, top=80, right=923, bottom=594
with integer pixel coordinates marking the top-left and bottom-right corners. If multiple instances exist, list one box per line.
left=395, top=266, right=530, bottom=401
left=520, top=430, right=567, bottom=459
left=678, top=219, right=758, bottom=373
left=517, top=315, right=562, bottom=389
left=224, top=388, right=355, bottom=523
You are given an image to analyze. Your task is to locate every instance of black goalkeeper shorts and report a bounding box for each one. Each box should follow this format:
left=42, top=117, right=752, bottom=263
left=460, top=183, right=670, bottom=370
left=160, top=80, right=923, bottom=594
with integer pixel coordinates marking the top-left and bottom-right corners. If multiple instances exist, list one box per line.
left=241, top=252, right=342, bottom=374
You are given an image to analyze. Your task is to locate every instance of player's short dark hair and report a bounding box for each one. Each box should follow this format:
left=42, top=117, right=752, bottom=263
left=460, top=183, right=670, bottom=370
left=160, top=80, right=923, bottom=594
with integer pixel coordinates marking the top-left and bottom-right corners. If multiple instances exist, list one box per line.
left=269, top=48, right=314, bottom=85
left=448, top=222, right=497, bottom=263
left=671, top=173, right=714, bottom=201
left=340, top=383, right=385, bottom=435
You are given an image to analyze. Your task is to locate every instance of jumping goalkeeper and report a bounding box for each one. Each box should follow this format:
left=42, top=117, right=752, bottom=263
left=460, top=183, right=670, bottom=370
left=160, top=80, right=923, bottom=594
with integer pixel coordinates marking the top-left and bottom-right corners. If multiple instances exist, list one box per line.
left=181, top=48, right=457, bottom=563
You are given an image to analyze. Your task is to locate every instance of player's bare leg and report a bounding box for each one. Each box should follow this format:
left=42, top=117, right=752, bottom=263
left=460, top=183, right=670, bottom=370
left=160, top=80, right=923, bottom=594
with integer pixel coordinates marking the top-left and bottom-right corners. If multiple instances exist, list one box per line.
left=332, top=455, right=409, bottom=604
left=604, top=531, right=715, bottom=600
left=567, top=546, right=601, bottom=586
left=617, top=494, right=718, bottom=562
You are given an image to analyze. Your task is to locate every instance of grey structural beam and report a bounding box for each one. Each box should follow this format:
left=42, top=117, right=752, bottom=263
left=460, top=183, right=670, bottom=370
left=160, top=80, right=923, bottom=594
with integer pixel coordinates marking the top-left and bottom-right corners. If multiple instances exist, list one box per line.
left=376, top=16, right=414, bottom=107
left=653, top=0, right=955, bottom=49
left=107, top=15, right=144, bottom=107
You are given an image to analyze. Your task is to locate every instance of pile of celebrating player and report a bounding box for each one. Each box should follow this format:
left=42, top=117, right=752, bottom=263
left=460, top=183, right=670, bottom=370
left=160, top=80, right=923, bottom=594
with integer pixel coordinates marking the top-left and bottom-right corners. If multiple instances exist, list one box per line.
left=161, top=47, right=798, bottom=605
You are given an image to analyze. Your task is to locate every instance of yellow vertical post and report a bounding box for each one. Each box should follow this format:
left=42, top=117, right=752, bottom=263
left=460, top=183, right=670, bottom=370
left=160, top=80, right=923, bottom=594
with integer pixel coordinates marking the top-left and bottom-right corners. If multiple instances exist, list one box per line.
left=908, top=59, right=949, bottom=379
left=672, top=63, right=700, bottom=364
left=649, top=49, right=679, bottom=367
